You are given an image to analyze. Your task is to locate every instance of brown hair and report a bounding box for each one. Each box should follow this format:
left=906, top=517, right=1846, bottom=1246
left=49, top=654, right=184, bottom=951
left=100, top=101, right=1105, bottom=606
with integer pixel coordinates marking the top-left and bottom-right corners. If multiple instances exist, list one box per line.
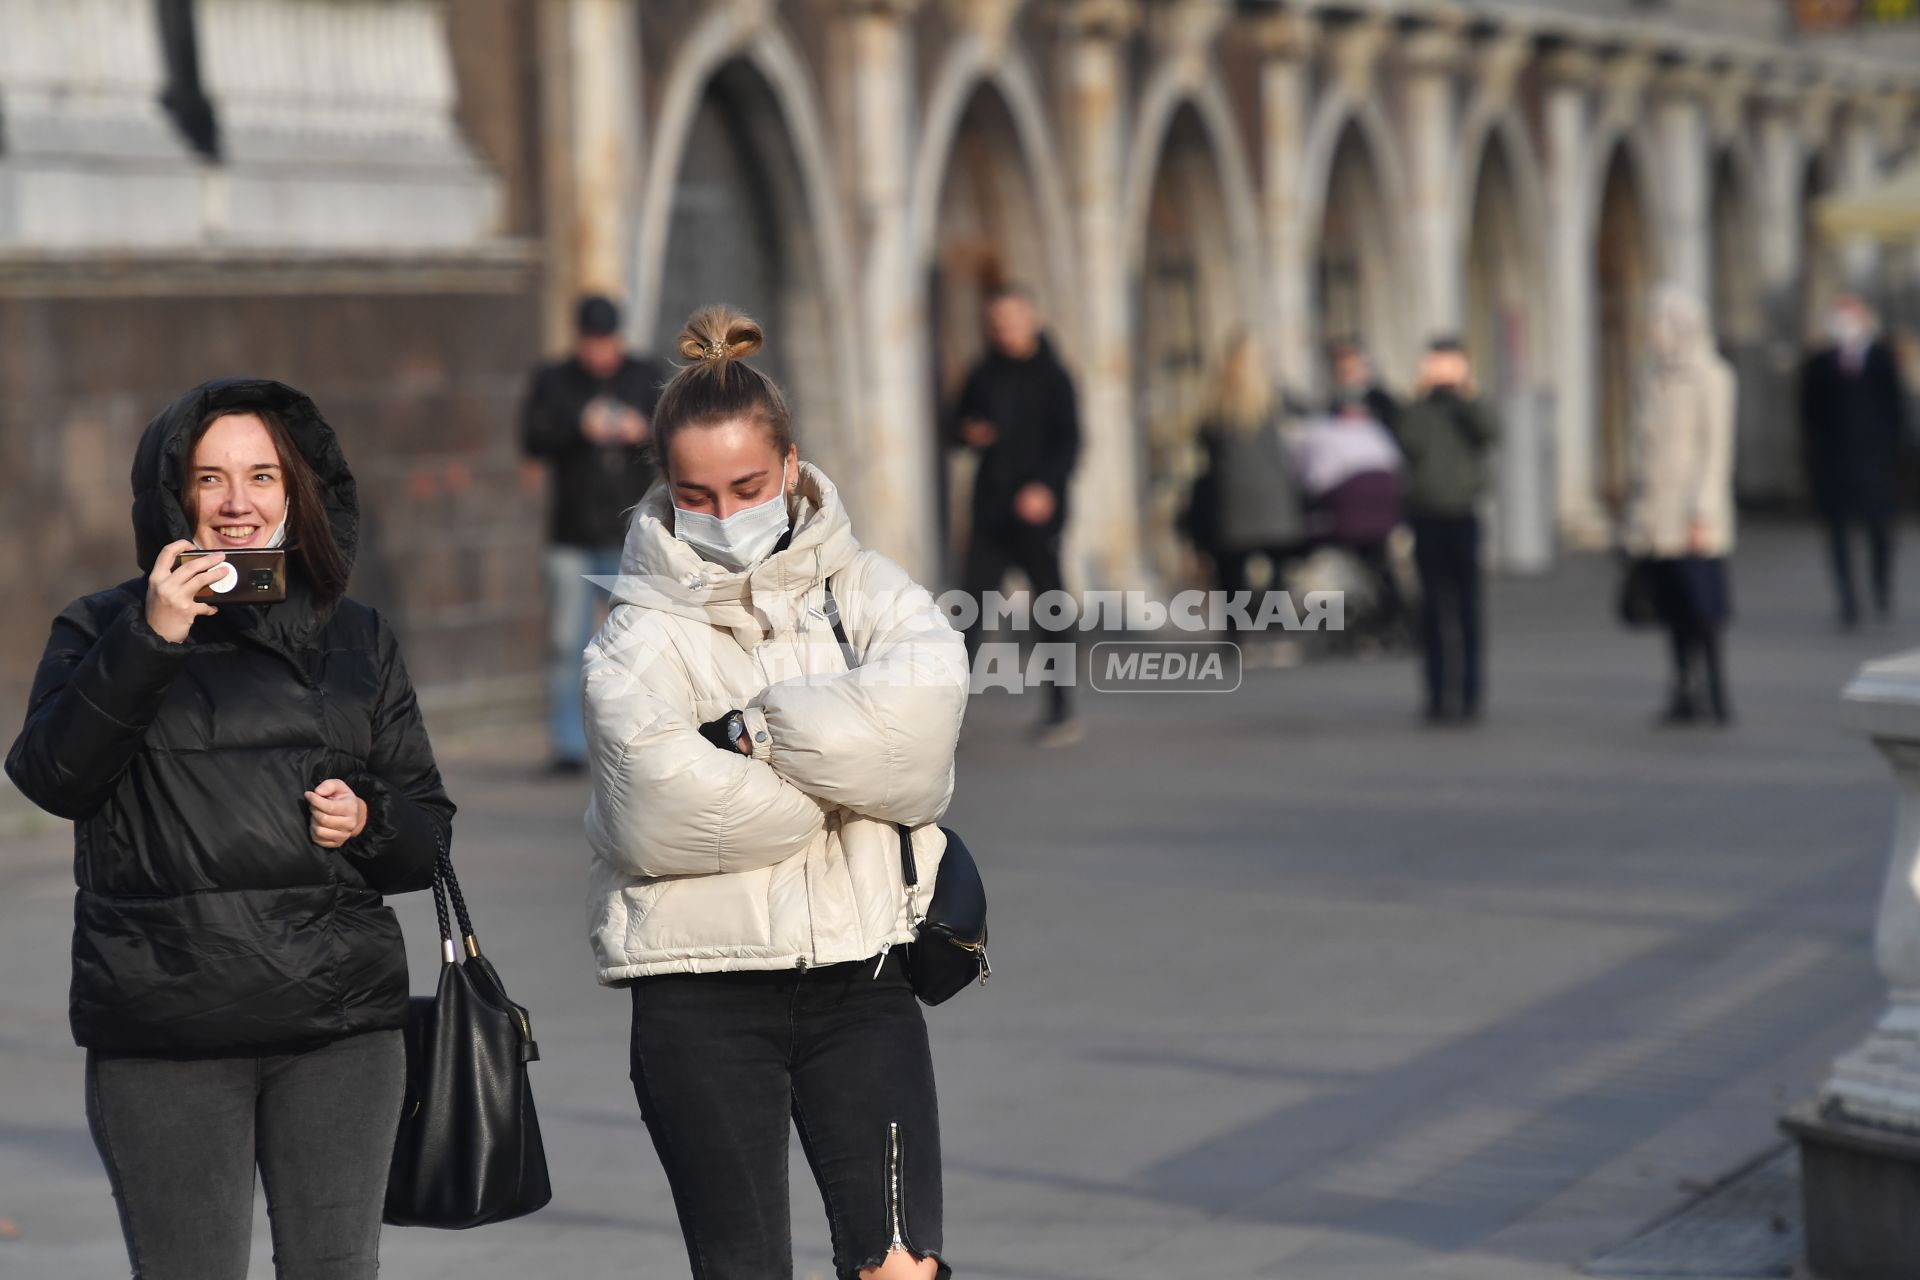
left=185, top=408, right=351, bottom=603
left=650, top=306, right=794, bottom=476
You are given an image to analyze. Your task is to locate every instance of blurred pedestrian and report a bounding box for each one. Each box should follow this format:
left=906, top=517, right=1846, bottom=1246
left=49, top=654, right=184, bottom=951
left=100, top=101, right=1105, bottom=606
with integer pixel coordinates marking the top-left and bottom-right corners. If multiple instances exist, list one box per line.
left=1398, top=338, right=1501, bottom=724
left=1329, top=337, right=1402, bottom=436
left=1628, top=286, right=1737, bottom=726
left=1289, top=395, right=1407, bottom=649
left=521, top=294, right=668, bottom=773
left=6, top=379, right=453, bottom=1278
left=1190, top=333, right=1307, bottom=634
left=949, top=284, right=1082, bottom=746
left=1801, top=292, right=1909, bottom=628
left=583, top=306, right=968, bottom=1280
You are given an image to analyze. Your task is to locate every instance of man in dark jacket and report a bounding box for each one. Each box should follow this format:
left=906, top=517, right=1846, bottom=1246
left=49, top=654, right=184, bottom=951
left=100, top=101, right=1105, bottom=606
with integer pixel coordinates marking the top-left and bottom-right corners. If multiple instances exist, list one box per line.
left=1396, top=337, right=1501, bottom=724
left=522, top=294, right=668, bottom=772
left=951, top=285, right=1082, bottom=745
left=1330, top=337, right=1402, bottom=437
left=1802, top=293, right=1910, bottom=627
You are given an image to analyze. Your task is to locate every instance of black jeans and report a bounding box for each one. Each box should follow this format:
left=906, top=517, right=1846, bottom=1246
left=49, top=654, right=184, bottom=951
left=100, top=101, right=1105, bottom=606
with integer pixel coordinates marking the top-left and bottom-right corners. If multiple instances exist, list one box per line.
left=1411, top=516, right=1484, bottom=715
left=629, top=952, right=949, bottom=1280
left=961, top=519, right=1070, bottom=722
left=1213, top=545, right=1304, bottom=636
left=1825, top=511, right=1894, bottom=622
left=86, top=1029, right=405, bottom=1280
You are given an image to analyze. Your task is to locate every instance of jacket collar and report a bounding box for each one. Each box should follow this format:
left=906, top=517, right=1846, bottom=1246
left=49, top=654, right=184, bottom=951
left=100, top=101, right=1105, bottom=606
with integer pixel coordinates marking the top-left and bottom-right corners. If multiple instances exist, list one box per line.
left=611, top=462, right=861, bottom=649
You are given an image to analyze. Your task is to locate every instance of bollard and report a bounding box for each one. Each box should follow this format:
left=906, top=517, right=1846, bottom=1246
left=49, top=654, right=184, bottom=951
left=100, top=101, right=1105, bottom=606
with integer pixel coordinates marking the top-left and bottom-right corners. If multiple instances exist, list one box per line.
left=1782, top=649, right=1920, bottom=1279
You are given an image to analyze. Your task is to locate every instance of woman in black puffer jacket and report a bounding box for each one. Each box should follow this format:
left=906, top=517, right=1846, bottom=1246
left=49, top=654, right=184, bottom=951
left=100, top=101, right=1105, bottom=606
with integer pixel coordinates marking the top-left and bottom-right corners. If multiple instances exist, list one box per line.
left=6, top=377, right=452, bottom=1279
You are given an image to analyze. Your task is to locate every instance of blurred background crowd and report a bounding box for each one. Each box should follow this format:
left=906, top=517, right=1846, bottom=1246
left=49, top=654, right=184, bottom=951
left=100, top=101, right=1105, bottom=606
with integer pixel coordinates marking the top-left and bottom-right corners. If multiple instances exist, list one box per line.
left=4, top=0, right=1920, bottom=750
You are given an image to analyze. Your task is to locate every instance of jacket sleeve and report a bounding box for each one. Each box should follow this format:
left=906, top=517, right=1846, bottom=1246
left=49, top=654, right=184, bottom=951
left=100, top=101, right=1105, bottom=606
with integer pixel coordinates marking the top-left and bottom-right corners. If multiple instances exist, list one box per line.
left=746, top=553, right=968, bottom=827
left=1799, top=356, right=1825, bottom=478
left=584, top=621, right=831, bottom=878
left=1878, top=346, right=1910, bottom=451
left=1461, top=396, right=1502, bottom=450
left=340, top=613, right=454, bottom=895
left=946, top=367, right=989, bottom=449
left=1042, top=367, right=1084, bottom=496
left=5, top=597, right=192, bottom=821
left=521, top=366, right=590, bottom=460
left=1690, top=365, right=1738, bottom=526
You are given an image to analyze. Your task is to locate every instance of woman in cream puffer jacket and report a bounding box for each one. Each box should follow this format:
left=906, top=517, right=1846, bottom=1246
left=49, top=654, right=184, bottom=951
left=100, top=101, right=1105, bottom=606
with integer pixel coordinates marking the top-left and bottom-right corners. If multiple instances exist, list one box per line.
left=1625, top=284, right=1738, bottom=726
left=583, top=305, right=967, bottom=1280
left=583, top=460, right=967, bottom=978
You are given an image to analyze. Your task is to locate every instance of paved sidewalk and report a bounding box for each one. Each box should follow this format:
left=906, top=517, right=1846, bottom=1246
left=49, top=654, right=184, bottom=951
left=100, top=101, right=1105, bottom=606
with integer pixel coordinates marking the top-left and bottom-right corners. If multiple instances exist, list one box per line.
left=0, top=521, right=1905, bottom=1278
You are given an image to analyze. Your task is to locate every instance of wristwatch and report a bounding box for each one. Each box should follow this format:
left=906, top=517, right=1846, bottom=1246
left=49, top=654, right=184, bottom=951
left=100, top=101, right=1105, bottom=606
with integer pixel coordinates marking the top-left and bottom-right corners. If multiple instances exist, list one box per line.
left=723, top=710, right=748, bottom=752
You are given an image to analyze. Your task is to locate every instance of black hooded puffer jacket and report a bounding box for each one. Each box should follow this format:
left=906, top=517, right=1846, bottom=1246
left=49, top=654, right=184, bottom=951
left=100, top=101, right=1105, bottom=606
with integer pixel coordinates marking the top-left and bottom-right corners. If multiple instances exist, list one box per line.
left=5, top=378, right=453, bottom=1054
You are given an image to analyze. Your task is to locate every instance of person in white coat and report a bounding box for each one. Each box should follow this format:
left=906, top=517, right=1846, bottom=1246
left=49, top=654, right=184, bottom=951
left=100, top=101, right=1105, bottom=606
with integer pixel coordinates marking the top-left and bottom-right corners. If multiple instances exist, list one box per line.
left=583, top=306, right=969, bottom=1280
left=1625, top=284, right=1738, bottom=726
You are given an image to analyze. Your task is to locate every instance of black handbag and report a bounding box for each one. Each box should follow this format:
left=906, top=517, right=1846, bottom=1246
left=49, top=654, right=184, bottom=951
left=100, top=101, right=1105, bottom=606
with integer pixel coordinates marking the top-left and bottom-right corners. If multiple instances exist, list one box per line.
left=896, top=823, right=991, bottom=1006
left=1617, top=554, right=1662, bottom=630
left=383, top=846, right=552, bottom=1229
left=824, top=586, right=991, bottom=1006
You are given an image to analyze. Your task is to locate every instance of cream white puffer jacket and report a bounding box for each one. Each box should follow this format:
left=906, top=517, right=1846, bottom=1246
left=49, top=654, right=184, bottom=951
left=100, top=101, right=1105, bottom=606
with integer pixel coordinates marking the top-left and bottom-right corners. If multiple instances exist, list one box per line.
left=582, top=464, right=969, bottom=983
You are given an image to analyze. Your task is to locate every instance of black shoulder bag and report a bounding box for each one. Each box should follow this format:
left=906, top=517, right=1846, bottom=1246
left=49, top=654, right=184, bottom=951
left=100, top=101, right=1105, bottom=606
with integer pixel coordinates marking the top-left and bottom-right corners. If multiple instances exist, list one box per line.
left=384, top=844, right=552, bottom=1228
left=824, top=584, right=990, bottom=1006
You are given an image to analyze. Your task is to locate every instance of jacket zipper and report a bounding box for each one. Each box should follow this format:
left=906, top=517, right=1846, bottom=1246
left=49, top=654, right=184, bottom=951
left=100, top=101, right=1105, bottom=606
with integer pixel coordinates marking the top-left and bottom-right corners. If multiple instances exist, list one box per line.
left=887, top=1121, right=906, bottom=1249
left=898, top=825, right=921, bottom=926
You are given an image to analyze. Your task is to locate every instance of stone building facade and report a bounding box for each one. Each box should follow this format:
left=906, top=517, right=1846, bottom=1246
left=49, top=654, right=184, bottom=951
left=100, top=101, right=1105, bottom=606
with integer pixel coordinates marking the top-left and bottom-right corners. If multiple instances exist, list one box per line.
left=4, top=0, right=1919, bottom=721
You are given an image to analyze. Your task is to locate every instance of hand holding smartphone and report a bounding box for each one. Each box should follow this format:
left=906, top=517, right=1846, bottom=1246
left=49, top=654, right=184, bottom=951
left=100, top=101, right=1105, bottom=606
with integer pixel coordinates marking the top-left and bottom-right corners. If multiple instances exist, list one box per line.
left=175, top=549, right=288, bottom=604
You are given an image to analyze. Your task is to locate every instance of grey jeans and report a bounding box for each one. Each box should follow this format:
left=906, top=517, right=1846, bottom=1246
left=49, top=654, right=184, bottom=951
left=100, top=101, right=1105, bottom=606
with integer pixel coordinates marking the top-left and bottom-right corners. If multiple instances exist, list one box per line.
left=85, top=1029, right=406, bottom=1280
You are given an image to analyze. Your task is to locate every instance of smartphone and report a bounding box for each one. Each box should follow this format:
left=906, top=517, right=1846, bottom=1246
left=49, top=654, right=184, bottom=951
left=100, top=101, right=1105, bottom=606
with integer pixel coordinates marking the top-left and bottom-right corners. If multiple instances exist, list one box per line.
left=176, top=549, right=289, bottom=604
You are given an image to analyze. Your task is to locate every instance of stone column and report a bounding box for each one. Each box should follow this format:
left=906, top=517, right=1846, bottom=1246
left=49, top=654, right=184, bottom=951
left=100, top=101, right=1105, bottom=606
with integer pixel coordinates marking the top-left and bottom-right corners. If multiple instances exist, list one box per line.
left=1542, top=46, right=1607, bottom=546
left=535, top=0, right=644, bottom=350
left=1754, top=92, right=1808, bottom=313
left=1783, top=650, right=1920, bottom=1280
left=1469, top=31, right=1550, bottom=574
left=1255, top=11, right=1316, bottom=398
left=1753, top=88, right=1811, bottom=500
left=1651, top=63, right=1712, bottom=305
left=568, top=0, right=643, bottom=299
left=1061, top=0, right=1141, bottom=591
left=1398, top=24, right=1466, bottom=342
left=1835, top=98, right=1887, bottom=294
left=844, top=0, right=933, bottom=577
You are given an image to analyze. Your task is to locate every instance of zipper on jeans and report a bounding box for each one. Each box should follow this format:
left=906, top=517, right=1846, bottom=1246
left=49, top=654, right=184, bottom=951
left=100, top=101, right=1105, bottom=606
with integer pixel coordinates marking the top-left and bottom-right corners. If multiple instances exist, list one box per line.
left=887, top=1121, right=906, bottom=1249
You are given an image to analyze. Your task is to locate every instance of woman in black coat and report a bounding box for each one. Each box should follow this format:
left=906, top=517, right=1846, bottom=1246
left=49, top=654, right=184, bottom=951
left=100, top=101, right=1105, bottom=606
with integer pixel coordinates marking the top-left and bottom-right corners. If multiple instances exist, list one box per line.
left=6, top=378, right=452, bottom=1279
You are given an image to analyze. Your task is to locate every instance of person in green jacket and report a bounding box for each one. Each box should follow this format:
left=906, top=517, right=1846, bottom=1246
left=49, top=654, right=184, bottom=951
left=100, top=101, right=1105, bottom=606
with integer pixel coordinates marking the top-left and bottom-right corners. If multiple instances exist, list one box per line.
left=1395, top=337, right=1501, bottom=724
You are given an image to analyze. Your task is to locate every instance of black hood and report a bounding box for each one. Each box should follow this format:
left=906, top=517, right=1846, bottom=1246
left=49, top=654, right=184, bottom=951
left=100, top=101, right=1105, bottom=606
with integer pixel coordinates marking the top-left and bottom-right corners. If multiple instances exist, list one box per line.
left=983, top=332, right=1061, bottom=374
left=131, top=377, right=358, bottom=579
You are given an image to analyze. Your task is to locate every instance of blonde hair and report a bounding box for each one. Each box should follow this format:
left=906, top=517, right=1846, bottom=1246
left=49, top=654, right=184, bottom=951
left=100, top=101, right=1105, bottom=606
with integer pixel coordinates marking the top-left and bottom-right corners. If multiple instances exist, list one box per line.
left=651, top=306, right=794, bottom=474
left=1209, top=333, right=1274, bottom=433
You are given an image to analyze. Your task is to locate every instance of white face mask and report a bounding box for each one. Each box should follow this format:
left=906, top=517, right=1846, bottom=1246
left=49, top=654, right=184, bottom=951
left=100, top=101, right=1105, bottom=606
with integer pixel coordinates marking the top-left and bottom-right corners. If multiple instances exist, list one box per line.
left=1830, top=311, right=1869, bottom=348
left=674, top=488, right=790, bottom=572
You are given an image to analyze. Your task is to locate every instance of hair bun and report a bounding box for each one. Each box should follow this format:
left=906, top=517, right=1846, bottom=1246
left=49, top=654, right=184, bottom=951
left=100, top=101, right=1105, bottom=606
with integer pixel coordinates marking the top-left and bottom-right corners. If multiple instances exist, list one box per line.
left=678, top=305, right=765, bottom=364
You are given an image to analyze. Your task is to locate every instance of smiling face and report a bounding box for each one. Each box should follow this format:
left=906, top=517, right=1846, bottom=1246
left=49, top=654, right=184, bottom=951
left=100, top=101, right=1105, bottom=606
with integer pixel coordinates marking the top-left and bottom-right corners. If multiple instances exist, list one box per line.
left=188, top=413, right=288, bottom=549
left=666, top=417, right=797, bottom=520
